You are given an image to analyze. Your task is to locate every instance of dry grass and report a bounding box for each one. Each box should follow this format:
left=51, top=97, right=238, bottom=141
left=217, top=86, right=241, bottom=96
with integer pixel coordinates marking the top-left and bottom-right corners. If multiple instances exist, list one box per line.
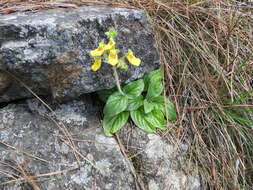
left=109, top=0, right=253, bottom=189
left=121, top=0, right=253, bottom=189
left=1, top=0, right=253, bottom=189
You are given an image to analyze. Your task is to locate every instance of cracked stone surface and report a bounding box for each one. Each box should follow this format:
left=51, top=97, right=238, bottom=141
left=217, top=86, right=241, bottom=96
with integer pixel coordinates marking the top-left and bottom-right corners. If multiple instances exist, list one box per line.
left=0, top=96, right=135, bottom=189
left=117, top=126, right=204, bottom=190
left=0, top=5, right=159, bottom=103
left=0, top=95, right=204, bottom=190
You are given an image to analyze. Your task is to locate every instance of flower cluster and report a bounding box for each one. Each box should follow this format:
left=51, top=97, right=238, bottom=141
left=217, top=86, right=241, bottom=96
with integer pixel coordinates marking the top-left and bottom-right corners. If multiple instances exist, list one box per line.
left=90, top=29, right=141, bottom=71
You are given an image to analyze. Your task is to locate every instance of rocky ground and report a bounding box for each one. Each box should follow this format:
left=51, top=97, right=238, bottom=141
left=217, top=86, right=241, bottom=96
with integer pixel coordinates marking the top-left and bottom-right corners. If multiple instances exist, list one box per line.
left=0, top=95, right=202, bottom=189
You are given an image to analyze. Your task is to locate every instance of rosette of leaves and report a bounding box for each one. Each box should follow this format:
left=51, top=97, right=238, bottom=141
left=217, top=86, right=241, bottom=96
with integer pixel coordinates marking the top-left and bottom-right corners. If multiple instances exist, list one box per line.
left=98, top=69, right=177, bottom=136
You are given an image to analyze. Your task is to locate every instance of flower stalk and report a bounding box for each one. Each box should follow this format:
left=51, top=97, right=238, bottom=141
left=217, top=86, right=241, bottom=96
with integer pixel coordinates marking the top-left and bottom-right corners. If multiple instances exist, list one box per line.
left=89, top=29, right=141, bottom=96
left=113, top=66, right=124, bottom=95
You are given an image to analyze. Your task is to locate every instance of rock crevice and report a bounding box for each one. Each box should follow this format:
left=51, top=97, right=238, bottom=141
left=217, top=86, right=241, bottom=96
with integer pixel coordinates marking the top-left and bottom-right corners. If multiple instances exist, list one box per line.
left=0, top=5, right=204, bottom=190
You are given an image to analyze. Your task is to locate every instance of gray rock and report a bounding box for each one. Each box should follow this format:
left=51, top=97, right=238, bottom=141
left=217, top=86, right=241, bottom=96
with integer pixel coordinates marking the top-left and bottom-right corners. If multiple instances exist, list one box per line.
left=0, top=96, right=136, bottom=189
left=0, top=96, right=204, bottom=189
left=0, top=6, right=159, bottom=103
left=117, top=125, right=204, bottom=190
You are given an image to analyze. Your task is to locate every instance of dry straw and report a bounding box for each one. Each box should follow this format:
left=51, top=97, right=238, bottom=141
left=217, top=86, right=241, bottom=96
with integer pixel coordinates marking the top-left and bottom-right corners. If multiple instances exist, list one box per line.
left=112, top=0, right=253, bottom=189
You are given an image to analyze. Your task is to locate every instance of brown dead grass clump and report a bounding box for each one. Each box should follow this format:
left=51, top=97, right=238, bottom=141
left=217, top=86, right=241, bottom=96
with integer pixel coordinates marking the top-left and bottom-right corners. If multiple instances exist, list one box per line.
left=113, top=0, right=253, bottom=189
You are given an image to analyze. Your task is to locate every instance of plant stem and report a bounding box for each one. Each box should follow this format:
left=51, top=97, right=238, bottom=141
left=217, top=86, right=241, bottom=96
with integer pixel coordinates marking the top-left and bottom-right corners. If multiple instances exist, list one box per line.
left=113, top=66, right=125, bottom=95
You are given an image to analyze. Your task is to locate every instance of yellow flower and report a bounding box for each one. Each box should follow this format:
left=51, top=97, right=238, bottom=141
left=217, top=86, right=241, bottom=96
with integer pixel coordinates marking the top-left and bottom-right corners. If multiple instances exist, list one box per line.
left=104, top=38, right=116, bottom=50
left=91, top=57, right=102, bottom=71
left=108, top=49, right=118, bottom=66
left=126, top=50, right=141, bottom=66
left=90, top=41, right=105, bottom=57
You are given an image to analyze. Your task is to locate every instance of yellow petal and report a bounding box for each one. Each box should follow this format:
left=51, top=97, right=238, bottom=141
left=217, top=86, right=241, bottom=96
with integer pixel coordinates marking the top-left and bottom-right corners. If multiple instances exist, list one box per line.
left=91, top=57, right=102, bottom=71
left=126, top=53, right=141, bottom=66
left=104, top=38, right=116, bottom=50
left=108, top=49, right=118, bottom=66
left=90, top=43, right=105, bottom=57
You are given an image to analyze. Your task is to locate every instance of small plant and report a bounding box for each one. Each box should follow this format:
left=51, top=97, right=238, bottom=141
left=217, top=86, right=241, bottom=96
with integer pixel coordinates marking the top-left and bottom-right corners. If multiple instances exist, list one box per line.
left=90, top=29, right=176, bottom=136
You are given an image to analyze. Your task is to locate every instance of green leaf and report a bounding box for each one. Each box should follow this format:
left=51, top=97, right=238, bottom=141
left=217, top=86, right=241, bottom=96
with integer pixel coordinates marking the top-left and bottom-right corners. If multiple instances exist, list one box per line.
left=143, top=68, right=163, bottom=91
left=130, top=109, right=156, bottom=133
left=150, top=96, right=177, bottom=122
left=103, top=112, right=129, bottom=136
left=146, top=75, right=163, bottom=99
left=150, top=96, right=165, bottom=111
left=103, top=92, right=128, bottom=117
left=97, top=87, right=117, bottom=102
left=144, top=99, right=154, bottom=114
left=127, top=96, right=144, bottom=111
left=117, top=58, right=128, bottom=70
left=164, top=99, right=177, bottom=122
left=123, top=79, right=144, bottom=98
left=146, top=109, right=167, bottom=130
left=105, top=29, right=118, bottom=38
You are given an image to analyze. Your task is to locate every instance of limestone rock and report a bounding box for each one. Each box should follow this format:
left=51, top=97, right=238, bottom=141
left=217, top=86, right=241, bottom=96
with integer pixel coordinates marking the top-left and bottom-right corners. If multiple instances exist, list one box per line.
left=0, top=6, right=159, bottom=103
left=0, top=96, right=136, bottom=189
left=0, top=96, right=204, bottom=189
left=117, top=126, right=204, bottom=190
